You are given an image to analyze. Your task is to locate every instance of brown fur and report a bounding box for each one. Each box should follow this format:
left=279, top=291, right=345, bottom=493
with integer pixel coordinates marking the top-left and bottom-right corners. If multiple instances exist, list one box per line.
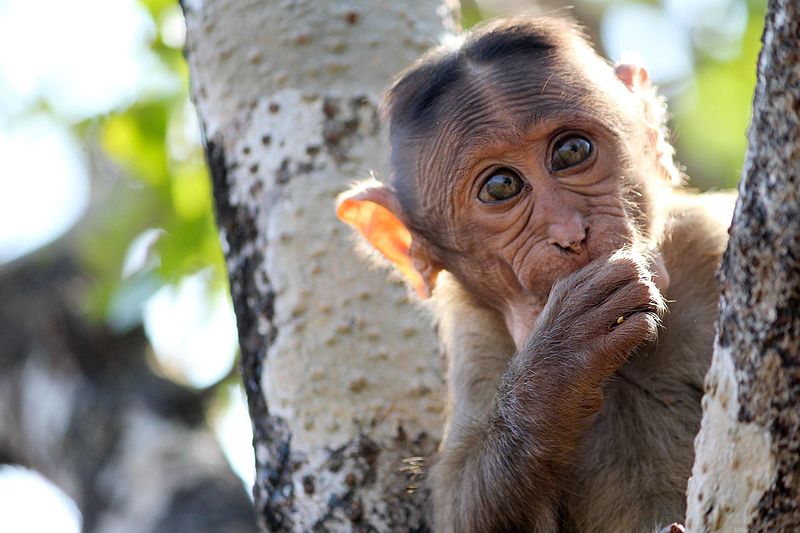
left=429, top=193, right=732, bottom=532
left=336, top=16, right=735, bottom=533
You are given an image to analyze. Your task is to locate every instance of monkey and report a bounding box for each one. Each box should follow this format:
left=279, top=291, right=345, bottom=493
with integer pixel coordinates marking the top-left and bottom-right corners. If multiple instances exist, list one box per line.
left=337, top=16, right=734, bottom=533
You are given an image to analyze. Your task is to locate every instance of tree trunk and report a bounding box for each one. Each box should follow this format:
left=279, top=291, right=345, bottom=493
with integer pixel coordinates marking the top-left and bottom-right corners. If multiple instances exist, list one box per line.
left=0, top=251, right=256, bottom=533
left=182, top=1, right=458, bottom=529
left=686, top=0, right=800, bottom=530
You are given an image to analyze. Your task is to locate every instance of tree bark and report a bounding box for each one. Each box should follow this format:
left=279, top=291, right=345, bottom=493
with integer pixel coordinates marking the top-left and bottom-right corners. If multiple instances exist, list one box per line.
left=0, top=251, right=256, bottom=533
left=182, top=1, right=457, bottom=530
left=686, top=0, right=800, bottom=530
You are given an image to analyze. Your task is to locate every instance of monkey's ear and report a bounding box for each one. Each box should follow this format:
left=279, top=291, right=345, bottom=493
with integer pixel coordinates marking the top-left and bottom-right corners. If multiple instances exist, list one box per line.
left=337, top=183, right=436, bottom=298
left=614, top=62, right=651, bottom=92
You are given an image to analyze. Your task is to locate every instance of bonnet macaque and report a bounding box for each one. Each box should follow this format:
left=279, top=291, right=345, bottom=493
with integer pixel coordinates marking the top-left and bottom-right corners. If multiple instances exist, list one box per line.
left=338, top=16, right=733, bottom=533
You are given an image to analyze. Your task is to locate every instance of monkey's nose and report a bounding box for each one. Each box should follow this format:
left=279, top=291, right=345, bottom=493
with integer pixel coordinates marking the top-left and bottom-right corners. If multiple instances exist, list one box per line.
left=548, top=219, right=587, bottom=254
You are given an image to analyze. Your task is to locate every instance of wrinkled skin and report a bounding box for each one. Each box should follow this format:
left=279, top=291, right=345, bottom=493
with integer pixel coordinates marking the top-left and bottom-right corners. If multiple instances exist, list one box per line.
left=420, top=110, right=647, bottom=344
left=338, top=16, right=731, bottom=533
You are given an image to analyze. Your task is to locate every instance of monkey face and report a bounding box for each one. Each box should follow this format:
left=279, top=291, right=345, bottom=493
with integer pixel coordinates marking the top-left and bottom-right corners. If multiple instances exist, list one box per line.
left=338, top=16, right=672, bottom=345
left=415, top=111, right=644, bottom=342
left=397, top=53, right=656, bottom=339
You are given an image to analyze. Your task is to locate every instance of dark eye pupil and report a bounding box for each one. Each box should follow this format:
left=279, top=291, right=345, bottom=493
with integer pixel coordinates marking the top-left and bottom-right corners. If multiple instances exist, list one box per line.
left=478, top=172, right=523, bottom=203
left=552, top=136, right=592, bottom=171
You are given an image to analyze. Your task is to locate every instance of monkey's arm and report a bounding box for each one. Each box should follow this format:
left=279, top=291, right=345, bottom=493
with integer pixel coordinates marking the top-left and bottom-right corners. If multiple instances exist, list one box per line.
left=430, top=254, right=665, bottom=533
left=431, top=356, right=593, bottom=533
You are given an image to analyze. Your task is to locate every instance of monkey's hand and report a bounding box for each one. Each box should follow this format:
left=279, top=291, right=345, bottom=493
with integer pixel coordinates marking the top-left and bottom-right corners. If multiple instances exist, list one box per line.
left=525, top=249, right=667, bottom=391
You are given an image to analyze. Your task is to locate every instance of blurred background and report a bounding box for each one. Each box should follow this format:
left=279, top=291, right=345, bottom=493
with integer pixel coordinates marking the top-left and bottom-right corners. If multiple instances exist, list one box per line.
left=0, top=0, right=766, bottom=530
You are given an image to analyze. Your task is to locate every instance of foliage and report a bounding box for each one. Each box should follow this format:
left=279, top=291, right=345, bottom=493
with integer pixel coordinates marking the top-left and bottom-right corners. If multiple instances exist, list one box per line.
left=77, top=1, right=226, bottom=329
left=673, top=4, right=766, bottom=189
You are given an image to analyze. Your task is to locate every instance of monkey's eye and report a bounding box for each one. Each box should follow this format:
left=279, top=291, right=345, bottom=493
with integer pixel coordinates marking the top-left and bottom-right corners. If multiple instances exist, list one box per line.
left=478, top=171, right=524, bottom=203
left=551, top=136, right=592, bottom=171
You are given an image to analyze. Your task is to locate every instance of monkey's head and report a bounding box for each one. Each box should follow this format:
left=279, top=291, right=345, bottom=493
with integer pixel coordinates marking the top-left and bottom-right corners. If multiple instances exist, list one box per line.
left=338, top=16, right=676, bottom=345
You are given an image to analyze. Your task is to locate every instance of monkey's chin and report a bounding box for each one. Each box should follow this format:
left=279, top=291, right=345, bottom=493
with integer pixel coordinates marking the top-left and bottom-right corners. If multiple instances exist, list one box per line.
left=502, top=299, right=547, bottom=349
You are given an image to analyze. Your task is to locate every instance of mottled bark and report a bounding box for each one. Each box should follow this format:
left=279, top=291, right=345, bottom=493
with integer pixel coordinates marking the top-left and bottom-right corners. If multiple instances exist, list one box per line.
left=0, top=251, right=256, bottom=533
left=686, top=0, right=800, bottom=530
left=182, top=0, right=456, bottom=530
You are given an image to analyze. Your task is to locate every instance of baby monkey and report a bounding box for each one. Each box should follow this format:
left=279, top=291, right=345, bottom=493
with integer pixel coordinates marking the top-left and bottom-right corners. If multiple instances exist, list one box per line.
left=338, top=16, right=733, bottom=533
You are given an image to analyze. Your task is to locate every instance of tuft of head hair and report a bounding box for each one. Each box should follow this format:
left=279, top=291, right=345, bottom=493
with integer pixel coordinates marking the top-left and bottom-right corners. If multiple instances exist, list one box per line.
left=382, top=16, right=583, bottom=130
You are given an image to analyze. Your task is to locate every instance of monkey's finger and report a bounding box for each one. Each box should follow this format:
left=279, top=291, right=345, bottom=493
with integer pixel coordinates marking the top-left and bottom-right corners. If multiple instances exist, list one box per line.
left=603, top=308, right=661, bottom=357
left=592, top=274, right=666, bottom=327
left=572, top=252, right=654, bottom=310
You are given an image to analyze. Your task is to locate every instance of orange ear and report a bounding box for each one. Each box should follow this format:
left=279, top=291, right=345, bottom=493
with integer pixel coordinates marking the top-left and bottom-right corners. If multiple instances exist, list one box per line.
left=337, top=184, right=430, bottom=298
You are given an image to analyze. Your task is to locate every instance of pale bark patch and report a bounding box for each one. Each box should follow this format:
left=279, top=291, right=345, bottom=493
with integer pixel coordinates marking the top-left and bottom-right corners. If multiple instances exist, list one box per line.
left=686, top=346, right=774, bottom=532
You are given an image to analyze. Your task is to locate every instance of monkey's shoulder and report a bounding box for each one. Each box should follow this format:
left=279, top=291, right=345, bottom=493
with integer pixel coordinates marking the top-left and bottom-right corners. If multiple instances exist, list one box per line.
left=660, top=189, right=734, bottom=336
left=662, top=190, right=735, bottom=265
left=651, top=190, right=735, bottom=338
